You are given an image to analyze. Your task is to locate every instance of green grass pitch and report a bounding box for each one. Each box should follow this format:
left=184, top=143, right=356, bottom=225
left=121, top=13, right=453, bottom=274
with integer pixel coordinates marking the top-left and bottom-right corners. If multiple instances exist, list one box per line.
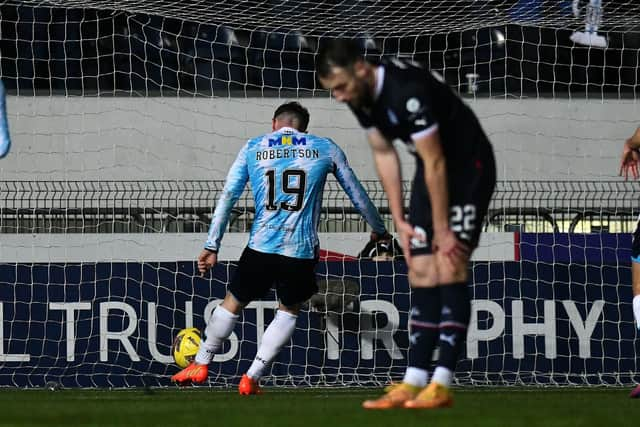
left=1, top=388, right=637, bottom=427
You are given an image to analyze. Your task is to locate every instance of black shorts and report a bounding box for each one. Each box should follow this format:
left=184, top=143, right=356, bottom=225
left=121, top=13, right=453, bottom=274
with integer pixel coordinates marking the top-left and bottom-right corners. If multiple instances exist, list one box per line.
left=409, top=145, right=496, bottom=256
left=228, top=247, right=319, bottom=307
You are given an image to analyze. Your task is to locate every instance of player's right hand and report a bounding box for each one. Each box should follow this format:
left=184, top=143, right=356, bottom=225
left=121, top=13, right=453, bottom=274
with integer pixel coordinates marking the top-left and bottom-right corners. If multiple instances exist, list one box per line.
left=395, top=220, right=423, bottom=267
left=197, top=249, right=217, bottom=277
left=433, top=228, right=470, bottom=269
left=619, top=139, right=640, bottom=180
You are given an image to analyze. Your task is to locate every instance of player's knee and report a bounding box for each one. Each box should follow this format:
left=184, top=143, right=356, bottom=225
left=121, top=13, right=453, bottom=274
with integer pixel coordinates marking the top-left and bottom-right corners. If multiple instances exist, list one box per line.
left=279, top=303, right=301, bottom=316
left=438, top=263, right=469, bottom=285
left=221, top=292, right=246, bottom=315
left=409, top=263, right=438, bottom=287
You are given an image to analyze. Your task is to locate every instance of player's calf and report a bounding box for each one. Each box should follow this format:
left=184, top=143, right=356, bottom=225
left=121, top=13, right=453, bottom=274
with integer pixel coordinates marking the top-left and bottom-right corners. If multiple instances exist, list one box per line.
left=435, top=282, right=471, bottom=383
left=405, top=287, right=440, bottom=387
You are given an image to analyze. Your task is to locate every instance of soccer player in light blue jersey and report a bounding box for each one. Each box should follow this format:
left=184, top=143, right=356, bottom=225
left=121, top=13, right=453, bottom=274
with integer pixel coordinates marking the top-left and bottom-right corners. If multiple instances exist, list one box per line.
left=0, top=80, right=12, bottom=158
left=172, top=101, right=390, bottom=392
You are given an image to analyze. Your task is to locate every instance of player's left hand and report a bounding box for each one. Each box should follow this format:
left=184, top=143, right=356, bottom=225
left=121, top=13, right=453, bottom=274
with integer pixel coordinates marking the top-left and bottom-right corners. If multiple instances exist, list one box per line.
left=433, top=229, right=470, bottom=267
left=197, top=249, right=217, bottom=277
left=619, top=139, right=640, bottom=180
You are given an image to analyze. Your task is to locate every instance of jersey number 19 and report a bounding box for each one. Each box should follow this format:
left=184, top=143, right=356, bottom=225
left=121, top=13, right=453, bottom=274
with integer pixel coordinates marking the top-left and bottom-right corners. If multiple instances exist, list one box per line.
left=265, top=169, right=307, bottom=212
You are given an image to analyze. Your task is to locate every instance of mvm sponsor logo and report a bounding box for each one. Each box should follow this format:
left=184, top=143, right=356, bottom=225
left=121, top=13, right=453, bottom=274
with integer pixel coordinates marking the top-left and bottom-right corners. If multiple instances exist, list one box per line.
left=268, top=135, right=307, bottom=147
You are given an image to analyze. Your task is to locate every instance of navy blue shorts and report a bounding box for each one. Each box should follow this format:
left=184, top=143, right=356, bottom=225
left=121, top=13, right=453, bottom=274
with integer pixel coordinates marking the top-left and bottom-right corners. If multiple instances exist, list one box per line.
left=409, top=146, right=496, bottom=256
left=632, top=217, right=640, bottom=263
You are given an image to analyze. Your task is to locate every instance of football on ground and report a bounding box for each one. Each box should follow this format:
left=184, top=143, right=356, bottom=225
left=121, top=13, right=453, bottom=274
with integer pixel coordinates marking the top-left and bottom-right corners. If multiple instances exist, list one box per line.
left=172, top=327, right=201, bottom=368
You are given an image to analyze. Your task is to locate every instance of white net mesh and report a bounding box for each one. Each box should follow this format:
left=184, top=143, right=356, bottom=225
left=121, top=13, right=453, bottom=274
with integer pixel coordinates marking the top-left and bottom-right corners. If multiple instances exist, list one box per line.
left=6, top=0, right=640, bottom=35
left=0, top=1, right=638, bottom=97
left=0, top=0, right=639, bottom=388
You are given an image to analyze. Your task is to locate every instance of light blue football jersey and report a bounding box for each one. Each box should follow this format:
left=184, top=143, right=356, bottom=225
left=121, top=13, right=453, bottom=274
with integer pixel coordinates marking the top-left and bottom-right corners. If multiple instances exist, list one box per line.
left=0, top=80, right=11, bottom=158
left=205, top=126, right=386, bottom=259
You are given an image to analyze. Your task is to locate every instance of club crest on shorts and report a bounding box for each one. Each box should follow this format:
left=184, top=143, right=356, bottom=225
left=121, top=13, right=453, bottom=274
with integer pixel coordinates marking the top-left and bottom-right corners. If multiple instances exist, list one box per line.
left=410, top=225, right=428, bottom=249
left=406, top=97, right=421, bottom=113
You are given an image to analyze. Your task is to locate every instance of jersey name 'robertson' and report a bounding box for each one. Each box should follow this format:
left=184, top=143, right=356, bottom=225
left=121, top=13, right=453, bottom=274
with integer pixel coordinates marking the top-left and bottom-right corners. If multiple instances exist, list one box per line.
left=255, top=135, right=320, bottom=161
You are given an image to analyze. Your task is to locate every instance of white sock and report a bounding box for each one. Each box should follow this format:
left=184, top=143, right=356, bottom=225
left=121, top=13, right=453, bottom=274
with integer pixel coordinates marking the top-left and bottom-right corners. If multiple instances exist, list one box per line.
left=246, top=310, right=297, bottom=380
left=194, top=305, right=239, bottom=365
left=432, top=366, right=453, bottom=388
left=633, top=295, right=640, bottom=330
left=402, top=367, right=428, bottom=387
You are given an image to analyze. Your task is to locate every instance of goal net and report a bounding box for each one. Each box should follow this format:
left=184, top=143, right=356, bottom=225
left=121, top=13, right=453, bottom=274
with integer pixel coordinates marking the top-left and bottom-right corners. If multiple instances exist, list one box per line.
left=0, top=0, right=639, bottom=388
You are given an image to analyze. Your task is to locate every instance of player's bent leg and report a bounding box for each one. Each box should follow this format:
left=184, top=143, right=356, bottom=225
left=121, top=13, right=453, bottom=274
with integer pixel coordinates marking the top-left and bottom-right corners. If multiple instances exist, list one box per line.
left=220, top=291, right=246, bottom=314
left=172, top=293, right=244, bottom=385
left=241, top=304, right=300, bottom=395
left=196, top=295, right=242, bottom=365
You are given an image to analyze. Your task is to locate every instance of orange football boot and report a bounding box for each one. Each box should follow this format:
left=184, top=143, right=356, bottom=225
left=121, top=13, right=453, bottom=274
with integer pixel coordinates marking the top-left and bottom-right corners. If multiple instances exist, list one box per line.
left=238, top=374, right=263, bottom=395
left=362, top=383, right=421, bottom=409
left=171, top=362, right=208, bottom=385
left=403, top=382, right=453, bottom=409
